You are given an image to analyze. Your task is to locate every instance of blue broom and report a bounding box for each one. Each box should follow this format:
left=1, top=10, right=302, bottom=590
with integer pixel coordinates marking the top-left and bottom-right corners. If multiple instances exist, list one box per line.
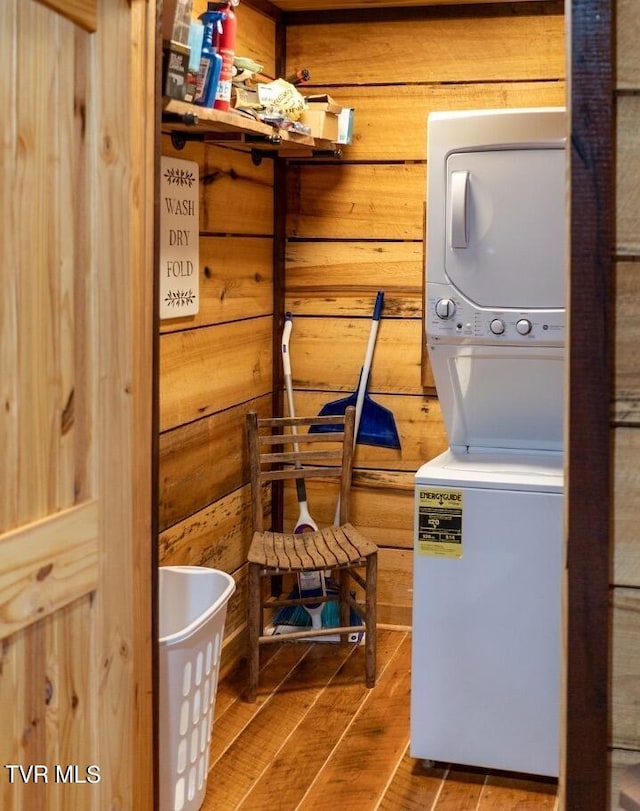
left=276, top=316, right=339, bottom=630
left=272, top=577, right=363, bottom=630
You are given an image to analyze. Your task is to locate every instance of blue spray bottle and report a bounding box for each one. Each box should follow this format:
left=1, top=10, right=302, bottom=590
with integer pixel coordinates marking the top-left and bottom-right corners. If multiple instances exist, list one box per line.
left=194, top=7, right=225, bottom=108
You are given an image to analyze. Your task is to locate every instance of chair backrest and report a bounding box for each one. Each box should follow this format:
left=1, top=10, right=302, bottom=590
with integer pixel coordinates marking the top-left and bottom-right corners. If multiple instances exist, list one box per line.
left=246, top=405, right=356, bottom=532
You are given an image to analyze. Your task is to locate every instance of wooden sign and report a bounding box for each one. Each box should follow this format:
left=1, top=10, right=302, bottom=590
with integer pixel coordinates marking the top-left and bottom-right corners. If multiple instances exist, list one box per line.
left=160, top=156, right=199, bottom=319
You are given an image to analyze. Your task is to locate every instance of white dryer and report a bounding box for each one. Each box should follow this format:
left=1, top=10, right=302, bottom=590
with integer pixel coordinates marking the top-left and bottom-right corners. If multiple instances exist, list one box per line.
left=411, top=108, right=567, bottom=777
left=425, top=107, right=567, bottom=451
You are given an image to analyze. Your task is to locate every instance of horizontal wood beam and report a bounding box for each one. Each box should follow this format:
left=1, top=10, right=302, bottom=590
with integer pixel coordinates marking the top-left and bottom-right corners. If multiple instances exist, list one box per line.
left=0, top=500, right=98, bottom=638
left=281, top=0, right=564, bottom=25
left=35, top=0, right=96, bottom=31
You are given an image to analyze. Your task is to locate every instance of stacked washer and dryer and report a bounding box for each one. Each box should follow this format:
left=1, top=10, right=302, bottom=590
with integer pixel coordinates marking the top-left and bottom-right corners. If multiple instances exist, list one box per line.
left=411, top=108, right=567, bottom=778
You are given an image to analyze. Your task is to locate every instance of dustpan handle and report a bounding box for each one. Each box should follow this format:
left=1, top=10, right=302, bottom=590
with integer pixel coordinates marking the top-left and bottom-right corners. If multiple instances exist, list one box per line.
left=372, top=290, right=384, bottom=321
left=354, top=291, right=384, bottom=439
left=334, top=292, right=385, bottom=526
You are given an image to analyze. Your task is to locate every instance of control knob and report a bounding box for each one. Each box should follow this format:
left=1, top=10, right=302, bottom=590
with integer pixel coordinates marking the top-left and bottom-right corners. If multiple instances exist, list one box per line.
left=489, top=318, right=505, bottom=335
left=516, top=318, right=532, bottom=335
left=435, top=298, right=456, bottom=319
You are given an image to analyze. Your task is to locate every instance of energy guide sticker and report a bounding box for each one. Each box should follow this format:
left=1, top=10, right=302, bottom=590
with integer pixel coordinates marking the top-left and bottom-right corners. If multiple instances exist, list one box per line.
left=416, top=487, right=463, bottom=558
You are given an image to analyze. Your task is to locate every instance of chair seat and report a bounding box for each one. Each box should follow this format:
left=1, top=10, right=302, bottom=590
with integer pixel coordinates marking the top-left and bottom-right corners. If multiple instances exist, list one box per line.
left=248, top=522, right=378, bottom=572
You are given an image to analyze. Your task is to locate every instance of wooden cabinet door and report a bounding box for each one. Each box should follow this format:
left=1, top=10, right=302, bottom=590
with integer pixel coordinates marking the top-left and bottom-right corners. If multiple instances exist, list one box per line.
left=0, top=1, right=155, bottom=809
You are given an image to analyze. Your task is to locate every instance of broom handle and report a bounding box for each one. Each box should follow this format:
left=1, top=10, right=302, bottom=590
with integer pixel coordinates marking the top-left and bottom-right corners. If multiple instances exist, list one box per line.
left=283, top=315, right=319, bottom=534
left=282, top=316, right=299, bottom=449
left=335, top=291, right=385, bottom=525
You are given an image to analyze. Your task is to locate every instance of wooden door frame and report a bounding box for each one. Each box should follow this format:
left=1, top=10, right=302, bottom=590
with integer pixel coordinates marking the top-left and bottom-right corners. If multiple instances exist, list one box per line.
left=565, top=0, right=612, bottom=806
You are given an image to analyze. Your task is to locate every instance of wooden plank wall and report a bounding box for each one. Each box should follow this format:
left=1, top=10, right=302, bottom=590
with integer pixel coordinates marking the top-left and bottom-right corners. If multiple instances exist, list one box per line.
left=158, top=2, right=278, bottom=670
left=283, top=2, right=566, bottom=625
left=610, top=0, right=640, bottom=805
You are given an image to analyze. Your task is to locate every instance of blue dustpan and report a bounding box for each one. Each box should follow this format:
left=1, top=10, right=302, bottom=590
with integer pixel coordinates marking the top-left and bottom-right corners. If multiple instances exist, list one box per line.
left=310, top=291, right=401, bottom=450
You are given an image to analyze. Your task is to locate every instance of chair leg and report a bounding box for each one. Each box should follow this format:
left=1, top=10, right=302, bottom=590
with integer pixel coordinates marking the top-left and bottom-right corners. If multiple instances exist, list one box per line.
left=339, top=568, right=350, bottom=644
left=247, top=562, right=262, bottom=702
left=365, top=552, right=377, bottom=688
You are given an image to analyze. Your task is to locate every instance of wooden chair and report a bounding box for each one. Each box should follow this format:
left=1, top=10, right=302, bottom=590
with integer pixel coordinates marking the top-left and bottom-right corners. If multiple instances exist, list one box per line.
left=245, top=405, right=378, bottom=702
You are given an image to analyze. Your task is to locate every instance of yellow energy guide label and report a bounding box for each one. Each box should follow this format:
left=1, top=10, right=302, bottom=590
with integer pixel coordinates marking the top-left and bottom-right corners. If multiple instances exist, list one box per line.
left=416, top=486, right=463, bottom=558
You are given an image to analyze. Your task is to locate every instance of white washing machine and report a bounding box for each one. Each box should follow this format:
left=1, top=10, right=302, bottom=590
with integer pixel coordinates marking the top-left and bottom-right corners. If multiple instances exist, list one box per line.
left=413, top=449, right=563, bottom=776
left=411, top=108, right=567, bottom=777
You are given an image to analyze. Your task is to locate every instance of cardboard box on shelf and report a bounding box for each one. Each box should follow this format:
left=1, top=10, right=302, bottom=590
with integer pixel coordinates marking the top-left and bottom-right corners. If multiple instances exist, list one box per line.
left=300, top=94, right=342, bottom=141
left=161, top=0, right=193, bottom=100
left=162, top=0, right=192, bottom=46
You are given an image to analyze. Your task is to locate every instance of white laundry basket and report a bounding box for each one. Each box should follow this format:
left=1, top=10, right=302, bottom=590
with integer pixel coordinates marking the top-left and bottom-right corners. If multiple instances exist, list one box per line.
left=159, top=566, right=236, bottom=811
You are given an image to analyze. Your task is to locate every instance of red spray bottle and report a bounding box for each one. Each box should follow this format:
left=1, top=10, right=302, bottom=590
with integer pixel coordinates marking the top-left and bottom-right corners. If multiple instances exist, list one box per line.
left=212, top=0, right=239, bottom=111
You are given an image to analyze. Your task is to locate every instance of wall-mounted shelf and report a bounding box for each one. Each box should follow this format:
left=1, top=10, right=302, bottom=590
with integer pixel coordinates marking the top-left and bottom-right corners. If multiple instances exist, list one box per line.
left=162, top=99, right=341, bottom=161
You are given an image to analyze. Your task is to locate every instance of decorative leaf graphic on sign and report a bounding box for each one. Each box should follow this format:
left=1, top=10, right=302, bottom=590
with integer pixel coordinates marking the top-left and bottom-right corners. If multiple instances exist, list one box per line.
left=163, top=167, right=196, bottom=187
left=165, top=289, right=196, bottom=307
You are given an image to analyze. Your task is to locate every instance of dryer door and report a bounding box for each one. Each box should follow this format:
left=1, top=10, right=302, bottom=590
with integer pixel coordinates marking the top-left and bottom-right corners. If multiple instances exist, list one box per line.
left=429, top=342, right=565, bottom=452
left=445, top=147, right=566, bottom=310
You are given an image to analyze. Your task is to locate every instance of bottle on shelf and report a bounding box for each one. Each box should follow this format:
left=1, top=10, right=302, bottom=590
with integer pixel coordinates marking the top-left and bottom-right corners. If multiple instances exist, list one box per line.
left=194, top=7, right=225, bottom=108
left=211, top=0, right=239, bottom=112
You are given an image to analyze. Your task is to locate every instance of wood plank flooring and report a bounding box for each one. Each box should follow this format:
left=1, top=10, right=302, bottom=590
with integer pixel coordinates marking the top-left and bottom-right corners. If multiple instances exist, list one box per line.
left=202, top=629, right=558, bottom=810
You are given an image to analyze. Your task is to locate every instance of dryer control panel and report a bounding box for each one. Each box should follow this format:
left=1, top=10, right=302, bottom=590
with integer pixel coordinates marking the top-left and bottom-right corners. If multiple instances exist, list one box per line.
left=426, top=283, right=565, bottom=346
